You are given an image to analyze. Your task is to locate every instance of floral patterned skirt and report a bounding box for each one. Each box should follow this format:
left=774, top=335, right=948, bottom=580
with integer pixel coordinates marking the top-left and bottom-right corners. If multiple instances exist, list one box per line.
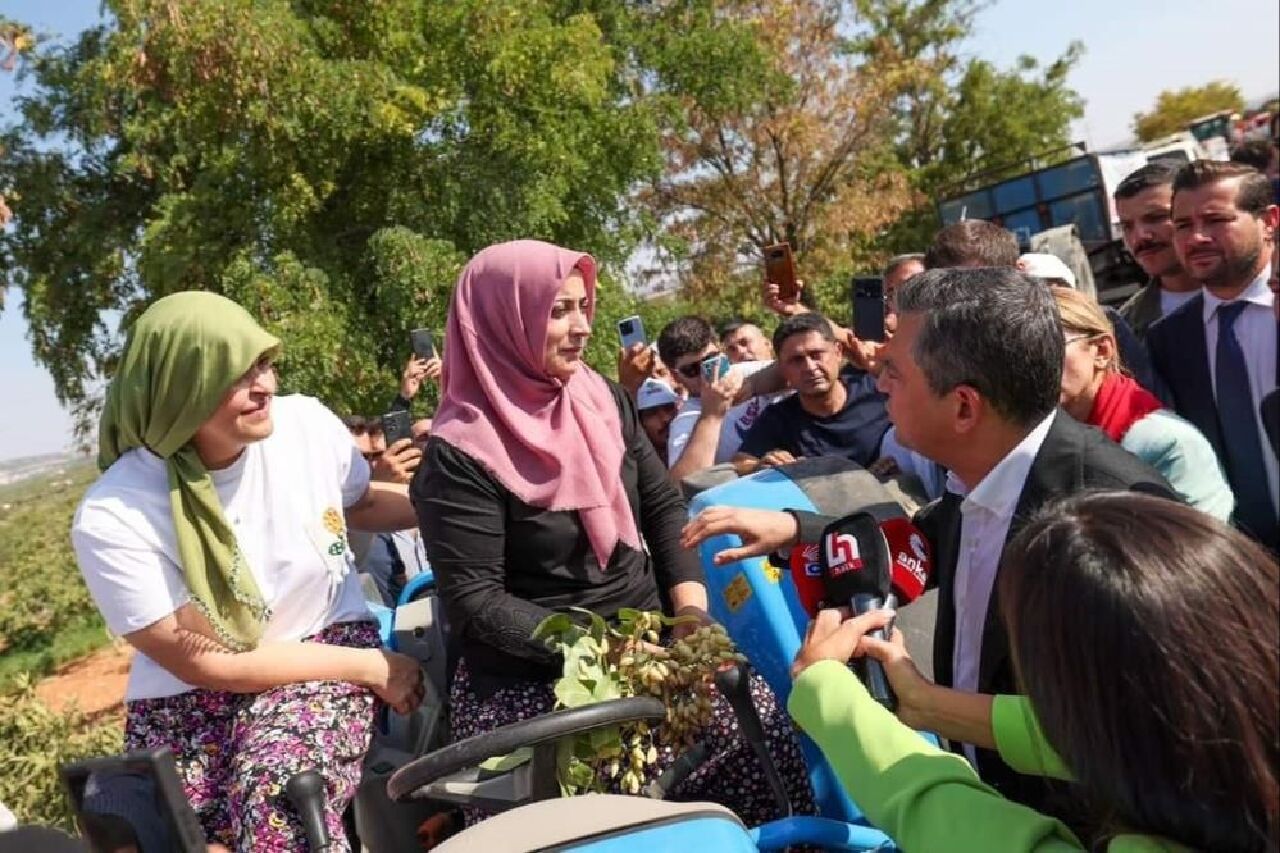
left=451, top=658, right=816, bottom=830
left=123, top=620, right=380, bottom=853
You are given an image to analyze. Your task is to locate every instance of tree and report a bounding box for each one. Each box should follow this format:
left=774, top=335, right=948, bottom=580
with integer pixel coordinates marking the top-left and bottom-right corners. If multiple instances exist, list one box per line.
left=1, top=0, right=674, bottom=432
left=854, top=0, right=1085, bottom=251
left=0, top=17, right=32, bottom=245
left=1133, top=80, right=1245, bottom=142
left=637, top=0, right=916, bottom=321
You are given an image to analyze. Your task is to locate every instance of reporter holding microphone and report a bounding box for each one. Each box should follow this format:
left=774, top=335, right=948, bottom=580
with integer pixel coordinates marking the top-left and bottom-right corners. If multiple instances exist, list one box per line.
left=788, top=492, right=1278, bottom=852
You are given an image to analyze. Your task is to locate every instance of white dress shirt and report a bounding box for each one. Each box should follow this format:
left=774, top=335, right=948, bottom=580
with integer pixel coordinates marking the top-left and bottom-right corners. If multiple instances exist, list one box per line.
left=945, top=410, right=1057, bottom=765
left=1201, top=267, right=1278, bottom=513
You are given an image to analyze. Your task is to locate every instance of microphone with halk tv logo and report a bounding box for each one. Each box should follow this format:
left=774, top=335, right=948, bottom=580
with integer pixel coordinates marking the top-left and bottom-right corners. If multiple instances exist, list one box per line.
left=817, top=510, right=932, bottom=711
left=786, top=506, right=934, bottom=618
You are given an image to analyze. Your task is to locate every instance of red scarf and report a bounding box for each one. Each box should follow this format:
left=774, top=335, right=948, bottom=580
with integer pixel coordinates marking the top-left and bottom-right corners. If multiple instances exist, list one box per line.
left=1086, top=373, right=1164, bottom=443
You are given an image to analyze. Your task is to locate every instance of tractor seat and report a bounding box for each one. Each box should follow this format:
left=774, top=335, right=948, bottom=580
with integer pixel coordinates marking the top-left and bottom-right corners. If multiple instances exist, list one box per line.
left=435, top=794, right=749, bottom=852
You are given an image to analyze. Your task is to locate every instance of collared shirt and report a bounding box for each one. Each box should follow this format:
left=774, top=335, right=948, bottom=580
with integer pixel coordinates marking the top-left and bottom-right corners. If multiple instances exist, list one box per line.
left=945, top=410, right=1057, bottom=765
left=1201, top=267, right=1278, bottom=512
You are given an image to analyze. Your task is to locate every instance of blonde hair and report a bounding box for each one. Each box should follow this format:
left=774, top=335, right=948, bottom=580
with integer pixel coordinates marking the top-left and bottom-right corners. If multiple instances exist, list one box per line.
left=1052, top=286, right=1124, bottom=375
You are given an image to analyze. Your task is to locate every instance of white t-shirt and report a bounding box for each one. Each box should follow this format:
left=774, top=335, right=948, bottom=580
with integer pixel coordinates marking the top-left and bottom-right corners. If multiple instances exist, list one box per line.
left=667, top=361, right=788, bottom=466
left=1158, top=287, right=1199, bottom=318
left=72, top=395, right=374, bottom=701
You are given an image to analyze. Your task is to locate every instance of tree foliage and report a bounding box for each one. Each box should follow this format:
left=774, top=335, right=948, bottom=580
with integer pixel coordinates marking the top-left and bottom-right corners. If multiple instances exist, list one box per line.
left=1, top=0, right=1088, bottom=424
left=1, top=0, right=668, bottom=430
left=1133, top=80, right=1245, bottom=142
left=854, top=0, right=1084, bottom=251
left=638, top=0, right=915, bottom=319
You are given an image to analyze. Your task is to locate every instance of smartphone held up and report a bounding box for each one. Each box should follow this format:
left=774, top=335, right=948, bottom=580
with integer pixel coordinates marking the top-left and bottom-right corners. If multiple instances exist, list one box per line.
left=381, top=410, right=414, bottom=446
left=851, top=276, right=886, bottom=343
left=618, top=315, right=647, bottom=350
left=700, top=353, right=732, bottom=384
left=763, top=243, right=799, bottom=302
left=410, top=328, right=437, bottom=361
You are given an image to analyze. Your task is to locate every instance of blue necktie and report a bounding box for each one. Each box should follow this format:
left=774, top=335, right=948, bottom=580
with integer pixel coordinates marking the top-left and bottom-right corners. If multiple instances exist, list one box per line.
left=1215, top=302, right=1278, bottom=545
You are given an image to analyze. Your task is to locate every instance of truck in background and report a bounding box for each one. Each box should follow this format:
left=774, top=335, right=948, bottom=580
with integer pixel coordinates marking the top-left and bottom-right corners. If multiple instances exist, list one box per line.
left=937, top=143, right=1149, bottom=305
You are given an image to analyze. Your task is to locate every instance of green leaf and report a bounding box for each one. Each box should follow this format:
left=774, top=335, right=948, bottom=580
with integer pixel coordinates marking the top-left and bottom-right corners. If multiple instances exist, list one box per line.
left=532, top=612, right=577, bottom=643
left=553, top=676, right=595, bottom=709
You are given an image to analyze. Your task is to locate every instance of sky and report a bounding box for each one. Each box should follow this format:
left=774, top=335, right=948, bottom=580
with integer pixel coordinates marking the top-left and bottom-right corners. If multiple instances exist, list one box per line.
left=2, top=0, right=1278, bottom=461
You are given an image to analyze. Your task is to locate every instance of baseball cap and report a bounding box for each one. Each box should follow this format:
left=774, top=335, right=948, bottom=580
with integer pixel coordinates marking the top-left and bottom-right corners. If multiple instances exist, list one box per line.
left=636, top=379, right=680, bottom=411
left=1017, top=253, right=1076, bottom=288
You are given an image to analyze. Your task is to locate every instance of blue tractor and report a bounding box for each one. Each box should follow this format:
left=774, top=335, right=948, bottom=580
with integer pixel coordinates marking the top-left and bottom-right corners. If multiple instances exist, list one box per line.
left=360, top=458, right=928, bottom=852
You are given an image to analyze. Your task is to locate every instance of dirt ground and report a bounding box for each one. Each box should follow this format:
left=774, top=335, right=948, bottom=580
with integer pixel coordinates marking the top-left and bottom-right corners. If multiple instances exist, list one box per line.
left=35, top=643, right=132, bottom=718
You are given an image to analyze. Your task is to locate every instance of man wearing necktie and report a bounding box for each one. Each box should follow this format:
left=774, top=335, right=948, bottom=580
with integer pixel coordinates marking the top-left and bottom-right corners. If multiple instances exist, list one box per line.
left=1148, top=160, right=1279, bottom=549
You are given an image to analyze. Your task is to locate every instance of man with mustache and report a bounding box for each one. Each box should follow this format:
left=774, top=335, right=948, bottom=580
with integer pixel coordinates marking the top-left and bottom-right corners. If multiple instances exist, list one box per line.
left=1147, top=160, right=1278, bottom=549
left=1115, top=162, right=1202, bottom=342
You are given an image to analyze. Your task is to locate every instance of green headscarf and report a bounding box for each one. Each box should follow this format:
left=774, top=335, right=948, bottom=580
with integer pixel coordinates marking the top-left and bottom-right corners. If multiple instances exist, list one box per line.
left=98, top=291, right=281, bottom=651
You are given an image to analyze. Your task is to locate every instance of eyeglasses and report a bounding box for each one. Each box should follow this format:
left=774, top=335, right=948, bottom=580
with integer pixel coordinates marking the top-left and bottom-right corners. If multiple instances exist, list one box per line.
left=677, top=350, right=720, bottom=379
left=1064, top=333, right=1099, bottom=347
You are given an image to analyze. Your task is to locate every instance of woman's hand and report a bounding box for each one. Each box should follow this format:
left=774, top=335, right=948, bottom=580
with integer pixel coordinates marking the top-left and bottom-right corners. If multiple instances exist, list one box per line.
left=791, top=607, right=894, bottom=679
left=617, top=343, right=655, bottom=396
left=860, top=628, right=936, bottom=731
left=365, top=649, right=426, bottom=715
left=670, top=604, right=713, bottom=641
left=681, top=507, right=800, bottom=565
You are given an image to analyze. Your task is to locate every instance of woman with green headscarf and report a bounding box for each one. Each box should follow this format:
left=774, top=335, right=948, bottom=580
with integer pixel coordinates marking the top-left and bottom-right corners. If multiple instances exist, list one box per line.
left=71, top=292, right=424, bottom=852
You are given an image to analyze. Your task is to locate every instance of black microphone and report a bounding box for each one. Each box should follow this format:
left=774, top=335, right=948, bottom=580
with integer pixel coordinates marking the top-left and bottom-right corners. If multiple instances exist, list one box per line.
left=284, top=770, right=332, bottom=852
left=818, top=511, right=897, bottom=711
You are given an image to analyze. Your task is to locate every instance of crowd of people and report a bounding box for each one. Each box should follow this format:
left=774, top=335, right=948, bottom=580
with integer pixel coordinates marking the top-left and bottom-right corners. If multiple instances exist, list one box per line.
left=52, top=151, right=1279, bottom=853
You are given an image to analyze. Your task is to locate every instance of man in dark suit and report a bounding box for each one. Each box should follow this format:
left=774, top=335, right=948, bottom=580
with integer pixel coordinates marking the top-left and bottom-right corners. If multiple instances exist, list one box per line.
left=1113, top=162, right=1203, bottom=342
left=1146, top=161, right=1278, bottom=549
left=683, top=267, right=1174, bottom=816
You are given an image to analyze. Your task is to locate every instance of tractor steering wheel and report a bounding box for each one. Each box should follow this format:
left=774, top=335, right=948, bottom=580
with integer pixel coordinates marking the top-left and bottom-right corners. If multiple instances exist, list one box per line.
left=387, top=697, right=666, bottom=805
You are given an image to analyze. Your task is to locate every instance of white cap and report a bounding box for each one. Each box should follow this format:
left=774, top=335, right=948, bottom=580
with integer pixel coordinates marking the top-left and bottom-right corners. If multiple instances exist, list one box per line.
left=636, top=378, right=680, bottom=411
left=1017, top=253, right=1076, bottom=288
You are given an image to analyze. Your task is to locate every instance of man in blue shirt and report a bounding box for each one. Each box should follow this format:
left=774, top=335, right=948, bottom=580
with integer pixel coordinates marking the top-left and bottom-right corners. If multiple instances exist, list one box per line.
left=732, top=312, right=889, bottom=474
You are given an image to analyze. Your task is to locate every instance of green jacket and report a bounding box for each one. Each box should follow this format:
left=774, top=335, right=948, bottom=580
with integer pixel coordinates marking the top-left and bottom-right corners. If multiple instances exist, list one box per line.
left=788, top=661, right=1190, bottom=852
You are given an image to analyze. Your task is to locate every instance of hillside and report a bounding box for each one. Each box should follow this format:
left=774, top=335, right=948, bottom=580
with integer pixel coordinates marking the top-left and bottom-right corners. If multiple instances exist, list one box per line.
left=0, top=461, right=125, bottom=829
left=0, top=458, right=106, bottom=682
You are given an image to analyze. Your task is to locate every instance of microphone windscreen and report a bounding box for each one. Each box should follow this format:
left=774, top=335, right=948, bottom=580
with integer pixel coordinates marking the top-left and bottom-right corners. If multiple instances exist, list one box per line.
left=787, top=543, right=825, bottom=617
left=879, top=516, right=934, bottom=605
left=818, top=512, right=890, bottom=604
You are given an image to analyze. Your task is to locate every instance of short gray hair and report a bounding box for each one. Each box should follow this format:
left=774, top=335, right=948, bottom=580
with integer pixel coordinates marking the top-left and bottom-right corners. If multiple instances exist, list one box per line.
left=895, top=267, right=1063, bottom=427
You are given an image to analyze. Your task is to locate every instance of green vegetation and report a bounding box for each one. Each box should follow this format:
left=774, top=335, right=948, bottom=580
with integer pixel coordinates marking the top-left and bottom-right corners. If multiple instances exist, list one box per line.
left=2, top=0, right=1087, bottom=429
left=0, top=464, right=123, bottom=830
left=0, top=675, right=123, bottom=829
left=1134, top=80, right=1245, bottom=142
left=0, top=462, right=107, bottom=683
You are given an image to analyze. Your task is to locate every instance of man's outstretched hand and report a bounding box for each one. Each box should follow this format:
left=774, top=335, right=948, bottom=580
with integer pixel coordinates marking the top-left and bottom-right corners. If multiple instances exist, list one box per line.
left=681, top=507, right=800, bottom=566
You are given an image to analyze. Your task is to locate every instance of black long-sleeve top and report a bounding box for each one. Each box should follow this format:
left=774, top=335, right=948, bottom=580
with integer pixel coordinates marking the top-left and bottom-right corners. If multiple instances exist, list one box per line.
left=411, top=380, right=704, bottom=697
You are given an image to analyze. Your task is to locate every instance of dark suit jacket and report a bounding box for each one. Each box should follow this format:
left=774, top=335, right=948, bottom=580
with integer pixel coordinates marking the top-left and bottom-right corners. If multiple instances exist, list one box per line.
left=1117, top=280, right=1164, bottom=342
left=1147, top=294, right=1279, bottom=546
left=1103, top=306, right=1157, bottom=394
left=1263, top=389, right=1280, bottom=459
left=793, top=413, right=1174, bottom=812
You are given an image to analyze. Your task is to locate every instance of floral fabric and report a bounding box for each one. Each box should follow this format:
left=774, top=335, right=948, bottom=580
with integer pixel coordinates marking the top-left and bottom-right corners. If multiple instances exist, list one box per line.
left=450, top=658, right=817, bottom=829
left=123, top=620, right=380, bottom=852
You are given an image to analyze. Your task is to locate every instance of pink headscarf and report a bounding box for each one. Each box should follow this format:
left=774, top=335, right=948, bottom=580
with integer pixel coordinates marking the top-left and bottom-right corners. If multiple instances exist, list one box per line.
left=432, top=240, right=641, bottom=567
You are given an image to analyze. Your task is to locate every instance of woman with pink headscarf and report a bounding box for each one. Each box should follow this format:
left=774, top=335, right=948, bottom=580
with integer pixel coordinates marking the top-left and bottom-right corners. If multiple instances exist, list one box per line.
left=412, top=240, right=814, bottom=826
